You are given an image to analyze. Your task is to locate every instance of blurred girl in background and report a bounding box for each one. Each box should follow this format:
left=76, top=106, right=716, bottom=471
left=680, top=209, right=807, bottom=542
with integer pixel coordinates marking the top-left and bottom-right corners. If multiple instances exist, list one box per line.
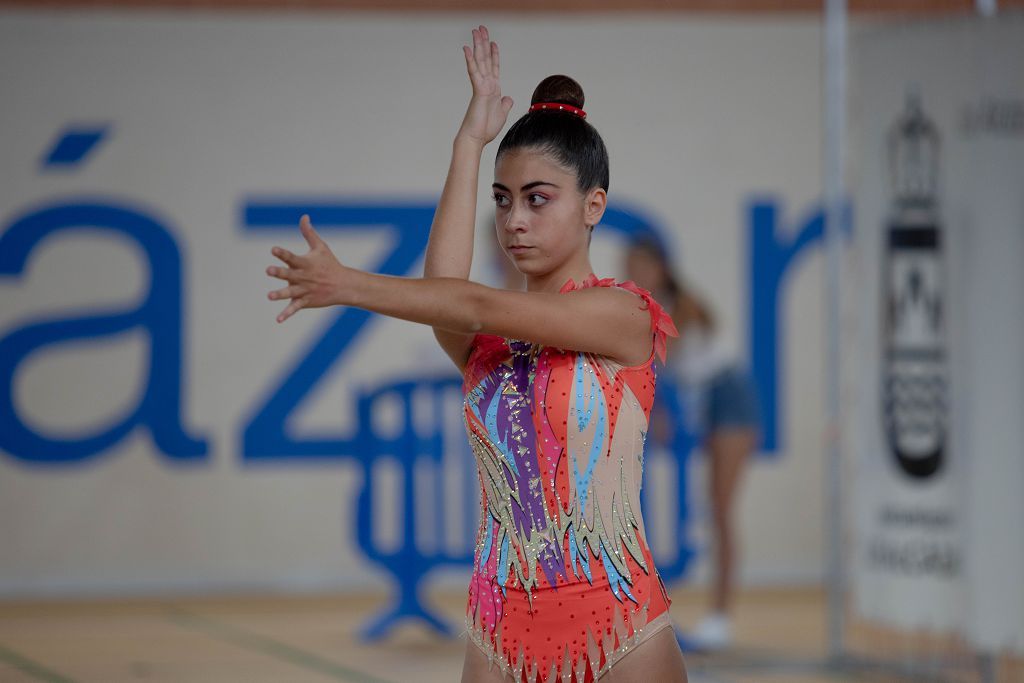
left=626, top=237, right=761, bottom=652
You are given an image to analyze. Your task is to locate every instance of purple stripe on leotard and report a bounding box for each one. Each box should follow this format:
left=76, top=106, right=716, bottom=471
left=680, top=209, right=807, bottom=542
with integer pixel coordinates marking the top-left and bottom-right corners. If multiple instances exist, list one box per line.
left=506, top=343, right=565, bottom=586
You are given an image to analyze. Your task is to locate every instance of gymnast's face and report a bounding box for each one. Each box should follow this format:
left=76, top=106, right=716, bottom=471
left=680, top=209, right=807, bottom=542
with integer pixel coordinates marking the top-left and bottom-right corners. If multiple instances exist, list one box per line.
left=492, top=148, right=605, bottom=278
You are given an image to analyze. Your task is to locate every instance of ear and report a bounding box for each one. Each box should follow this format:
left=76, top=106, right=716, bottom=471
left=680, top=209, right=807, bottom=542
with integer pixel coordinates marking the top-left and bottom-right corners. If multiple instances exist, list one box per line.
left=583, top=187, right=607, bottom=228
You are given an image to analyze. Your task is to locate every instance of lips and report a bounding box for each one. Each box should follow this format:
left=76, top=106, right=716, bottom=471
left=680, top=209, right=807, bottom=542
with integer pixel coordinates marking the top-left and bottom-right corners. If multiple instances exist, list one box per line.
left=507, top=245, right=533, bottom=253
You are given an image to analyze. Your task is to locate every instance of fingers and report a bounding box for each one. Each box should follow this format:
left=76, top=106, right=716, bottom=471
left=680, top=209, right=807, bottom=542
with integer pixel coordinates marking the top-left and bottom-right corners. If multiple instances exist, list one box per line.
left=501, top=95, right=514, bottom=115
left=268, top=215, right=321, bottom=274
left=266, top=273, right=307, bottom=323
left=474, top=26, right=485, bottom=68
left=276, top=298, right=304, bottom=324
left=473, top=26, right=490, bottom=75
left=271, top=246, right=301, bottom=268
left=266, top=264, right=291, bottom=281
left=266, top=215, right=324, bottom=324
left=299, top=214, right=322, bottom=250
left=465, top=26, right=499, bottom=88
left=267, top=284, right=304, bottom=301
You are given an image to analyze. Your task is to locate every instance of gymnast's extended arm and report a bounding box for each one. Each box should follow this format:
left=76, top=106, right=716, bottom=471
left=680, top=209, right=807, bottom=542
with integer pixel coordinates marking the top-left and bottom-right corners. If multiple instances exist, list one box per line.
left=265, top=215, right=651, bottom=367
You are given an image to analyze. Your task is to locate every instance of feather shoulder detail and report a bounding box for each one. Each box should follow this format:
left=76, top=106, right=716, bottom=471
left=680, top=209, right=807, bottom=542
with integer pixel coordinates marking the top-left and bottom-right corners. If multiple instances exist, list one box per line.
left=559, top=274, right=679, bottom=363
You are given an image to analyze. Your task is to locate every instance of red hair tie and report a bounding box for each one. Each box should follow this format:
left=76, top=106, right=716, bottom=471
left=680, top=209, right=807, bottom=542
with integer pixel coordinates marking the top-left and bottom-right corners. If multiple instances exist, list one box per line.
left=528, top=102, right=587, bottom=119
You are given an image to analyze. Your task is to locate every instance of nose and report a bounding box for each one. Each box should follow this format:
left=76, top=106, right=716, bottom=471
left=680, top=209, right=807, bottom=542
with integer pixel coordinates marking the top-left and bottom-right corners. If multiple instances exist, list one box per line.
left=502, top=204, right=529, bottom=233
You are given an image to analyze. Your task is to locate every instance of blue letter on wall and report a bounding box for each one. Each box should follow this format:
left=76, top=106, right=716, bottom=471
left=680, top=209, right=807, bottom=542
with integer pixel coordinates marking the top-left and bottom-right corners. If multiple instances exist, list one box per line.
left=241, top=200, right=435, bottom=461
left=0, top=201, right=208, bottom=464
left=748, top=198, right=849, bottom=453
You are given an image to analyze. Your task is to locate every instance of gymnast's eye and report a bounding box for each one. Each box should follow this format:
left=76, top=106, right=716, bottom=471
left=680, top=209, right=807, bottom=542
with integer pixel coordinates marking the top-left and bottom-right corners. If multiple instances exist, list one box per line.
left=493, top=194, right=510, bottom=208
left=528, top=193, right=549, bottom=207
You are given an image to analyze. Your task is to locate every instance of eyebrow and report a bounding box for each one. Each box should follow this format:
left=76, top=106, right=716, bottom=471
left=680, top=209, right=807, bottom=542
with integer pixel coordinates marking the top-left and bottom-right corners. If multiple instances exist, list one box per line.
left=492, top=181, right=561, bottom=192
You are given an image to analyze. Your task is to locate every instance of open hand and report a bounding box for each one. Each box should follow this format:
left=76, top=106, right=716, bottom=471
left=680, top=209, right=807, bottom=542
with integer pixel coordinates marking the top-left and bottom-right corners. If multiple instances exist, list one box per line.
left=459, top=25, right=514, bottom=145
left=266, top=215, right=346, bottom=323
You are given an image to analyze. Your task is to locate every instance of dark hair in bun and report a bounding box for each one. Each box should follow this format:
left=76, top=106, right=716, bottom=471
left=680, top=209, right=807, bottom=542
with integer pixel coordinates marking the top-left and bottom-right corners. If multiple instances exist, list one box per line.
left=497, top=75, right=610, bottom=193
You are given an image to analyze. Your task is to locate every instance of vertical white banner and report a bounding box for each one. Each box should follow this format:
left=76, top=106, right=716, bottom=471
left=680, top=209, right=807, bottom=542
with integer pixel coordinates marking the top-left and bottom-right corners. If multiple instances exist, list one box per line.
left=955, top=18, right=1024, bottom=656
left=850, top=15, right=1024, bottom=651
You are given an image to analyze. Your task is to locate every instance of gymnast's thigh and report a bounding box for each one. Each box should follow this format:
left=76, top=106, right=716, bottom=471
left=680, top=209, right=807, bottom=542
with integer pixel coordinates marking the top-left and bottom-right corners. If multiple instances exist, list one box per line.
left=599, top=625, right=688, bottom=682
left=461, top=639, right=513, bottom=683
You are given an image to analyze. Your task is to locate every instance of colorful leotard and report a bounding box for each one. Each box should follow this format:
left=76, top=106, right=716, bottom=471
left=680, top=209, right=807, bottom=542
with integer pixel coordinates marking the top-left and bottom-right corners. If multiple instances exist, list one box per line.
left=462, top=274, right=679, bottom=682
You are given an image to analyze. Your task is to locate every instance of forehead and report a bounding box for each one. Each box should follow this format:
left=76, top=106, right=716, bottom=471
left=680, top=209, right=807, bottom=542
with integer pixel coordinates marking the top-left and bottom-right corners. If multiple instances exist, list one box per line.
left=494, top=149, right=574, bottom=187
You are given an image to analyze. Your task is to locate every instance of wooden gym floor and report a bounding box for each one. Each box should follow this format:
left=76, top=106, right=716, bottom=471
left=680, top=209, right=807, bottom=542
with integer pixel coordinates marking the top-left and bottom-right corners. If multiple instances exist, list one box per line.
left=0, top=586, right=1018, bottom=683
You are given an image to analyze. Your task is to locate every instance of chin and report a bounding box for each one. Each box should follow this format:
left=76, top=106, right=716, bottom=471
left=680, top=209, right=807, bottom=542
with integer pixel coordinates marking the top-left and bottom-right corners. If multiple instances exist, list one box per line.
left=513, top=261, right=546, bottom=277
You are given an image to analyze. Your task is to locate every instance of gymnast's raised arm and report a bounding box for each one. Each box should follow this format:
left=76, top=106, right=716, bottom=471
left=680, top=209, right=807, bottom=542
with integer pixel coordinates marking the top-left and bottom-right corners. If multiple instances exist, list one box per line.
left=264, top=27, right=659, bottom=369
left=422, top=25, right=514, bottom=370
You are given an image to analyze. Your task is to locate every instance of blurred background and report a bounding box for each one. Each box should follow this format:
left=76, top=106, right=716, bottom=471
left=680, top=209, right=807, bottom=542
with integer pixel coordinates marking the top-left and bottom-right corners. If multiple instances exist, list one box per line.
left=0, top=1, right=1022, bottom=682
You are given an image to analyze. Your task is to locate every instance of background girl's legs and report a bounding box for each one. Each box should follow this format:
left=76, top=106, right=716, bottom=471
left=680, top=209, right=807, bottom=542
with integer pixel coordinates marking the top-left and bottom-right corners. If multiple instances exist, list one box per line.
left=708, top=428, right=756, bottom=617
left=687, top=364, right=761, bottom=651
left=687, top=427, right=755, bottom=650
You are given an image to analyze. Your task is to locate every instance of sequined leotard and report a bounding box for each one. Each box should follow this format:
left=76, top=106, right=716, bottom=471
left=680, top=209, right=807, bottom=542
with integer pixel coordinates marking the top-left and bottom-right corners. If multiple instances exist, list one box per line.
left=462, top=275, right=679, bottom=682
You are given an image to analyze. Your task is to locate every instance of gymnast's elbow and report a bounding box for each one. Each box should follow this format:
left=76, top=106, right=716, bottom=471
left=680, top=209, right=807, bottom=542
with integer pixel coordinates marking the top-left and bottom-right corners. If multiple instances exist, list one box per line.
left=462, top=285, right=497, bottom=335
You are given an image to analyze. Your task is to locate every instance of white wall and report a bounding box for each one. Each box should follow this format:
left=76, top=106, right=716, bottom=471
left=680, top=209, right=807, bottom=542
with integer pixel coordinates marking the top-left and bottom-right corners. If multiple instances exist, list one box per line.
left=0, top=10, right=828, bottom=596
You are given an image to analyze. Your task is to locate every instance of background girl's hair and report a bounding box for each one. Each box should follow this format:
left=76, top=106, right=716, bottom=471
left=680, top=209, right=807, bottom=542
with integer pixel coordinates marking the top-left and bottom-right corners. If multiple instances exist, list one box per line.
left=497, top=75, right=610, bottom=193
left=630, top=235, right=683, bottom=300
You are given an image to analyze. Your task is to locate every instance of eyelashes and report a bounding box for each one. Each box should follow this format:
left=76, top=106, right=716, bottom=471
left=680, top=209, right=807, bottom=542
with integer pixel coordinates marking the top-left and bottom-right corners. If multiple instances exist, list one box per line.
left=491, top=193, right=549, bottom=208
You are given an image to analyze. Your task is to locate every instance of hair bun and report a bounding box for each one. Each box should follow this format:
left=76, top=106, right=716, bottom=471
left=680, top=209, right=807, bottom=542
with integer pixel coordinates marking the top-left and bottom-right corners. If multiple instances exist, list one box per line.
left=530, top=75, right=585, bottom=109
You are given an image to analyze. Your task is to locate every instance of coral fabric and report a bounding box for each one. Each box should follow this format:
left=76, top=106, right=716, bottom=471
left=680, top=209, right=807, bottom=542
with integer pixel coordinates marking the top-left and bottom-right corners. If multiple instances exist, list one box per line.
left=463, top=275, right=678, bottom=682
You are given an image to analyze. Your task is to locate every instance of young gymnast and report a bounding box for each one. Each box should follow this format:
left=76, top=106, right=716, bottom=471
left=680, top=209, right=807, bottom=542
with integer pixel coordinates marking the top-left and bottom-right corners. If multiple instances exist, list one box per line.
left=266, top=26, right=688, bottom=682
